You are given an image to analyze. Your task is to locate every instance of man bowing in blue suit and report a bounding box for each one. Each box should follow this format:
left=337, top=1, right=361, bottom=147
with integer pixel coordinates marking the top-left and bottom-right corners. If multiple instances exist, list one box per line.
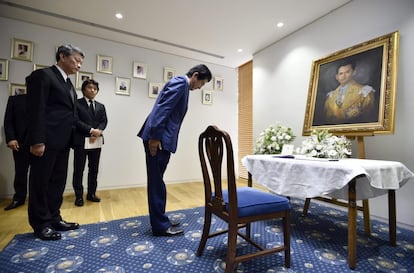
left=138, top=64, right=212, bottom=236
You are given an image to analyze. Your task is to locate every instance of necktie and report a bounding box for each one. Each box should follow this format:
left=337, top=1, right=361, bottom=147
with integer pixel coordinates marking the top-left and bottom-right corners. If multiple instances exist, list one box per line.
left=66, top=78, right=75, bottom=102
left=89, top=99, right=95, bottom=116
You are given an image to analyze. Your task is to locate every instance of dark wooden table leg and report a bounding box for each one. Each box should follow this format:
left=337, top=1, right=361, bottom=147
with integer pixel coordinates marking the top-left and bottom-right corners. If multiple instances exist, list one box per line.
left=362, top=199, right=371, bottom=236
left=348, top=179, right=357, bottom=270
left=388, top=190, right=397, bottom=246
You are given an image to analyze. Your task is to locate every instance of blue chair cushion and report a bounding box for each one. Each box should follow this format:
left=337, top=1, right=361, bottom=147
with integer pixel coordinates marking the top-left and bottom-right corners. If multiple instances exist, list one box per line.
left=221, top=187, right=291, bottom=218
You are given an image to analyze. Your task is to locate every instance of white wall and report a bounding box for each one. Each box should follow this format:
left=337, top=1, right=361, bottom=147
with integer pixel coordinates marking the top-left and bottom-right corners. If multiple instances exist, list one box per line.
left=0, top=17, right=238, bottom=196
left=253, top=0, right=414, bottom=227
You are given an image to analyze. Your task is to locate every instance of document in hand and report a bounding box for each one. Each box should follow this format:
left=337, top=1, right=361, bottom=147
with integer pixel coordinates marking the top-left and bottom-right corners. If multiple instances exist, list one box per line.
left=84, top=136, right=103, bottom=149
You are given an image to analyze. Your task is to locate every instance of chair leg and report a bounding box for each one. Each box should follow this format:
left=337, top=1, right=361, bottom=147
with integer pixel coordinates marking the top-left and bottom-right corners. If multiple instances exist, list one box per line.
left=283, top=213, right=291, bottom=268
left=197, top=210, right=212, bottom=256
left=225, top=222, right=238, bottom=273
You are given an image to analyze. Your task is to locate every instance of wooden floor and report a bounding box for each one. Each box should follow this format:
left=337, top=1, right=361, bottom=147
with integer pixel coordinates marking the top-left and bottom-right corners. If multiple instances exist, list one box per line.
left=0, top=181, right=232, bottom=251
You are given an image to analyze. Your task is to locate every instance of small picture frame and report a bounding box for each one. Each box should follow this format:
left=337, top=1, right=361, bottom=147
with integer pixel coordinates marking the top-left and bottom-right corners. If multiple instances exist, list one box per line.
left=202, top=89, right=213, bottom=105
left=214, top=76, right=224, bottom=91
left=115, top=77, right=131, bottom=96
left=97, top=54, right=113, bottom=74
left=9, top=83, right=27, bottom=96
left=11, top=38, right=34, bottom=62
left=163, top=67, right=176, bottom=82
left=0, top=59, right=9, bottom=81
left=133, top=62, right=148, bottom=79
left=76, top=71, right=94, bottom=89
left=148, top=82, right=163, bottom=98
left=33, top=64, right=48, bottom=71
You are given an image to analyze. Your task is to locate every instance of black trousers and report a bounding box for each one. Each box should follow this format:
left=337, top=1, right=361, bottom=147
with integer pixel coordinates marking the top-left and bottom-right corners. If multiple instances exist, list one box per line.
left=11, top=145, right=30, bottom=202
left=28, top=147, right=70, bottom=231
left=72, top=147, right=101, bottom=198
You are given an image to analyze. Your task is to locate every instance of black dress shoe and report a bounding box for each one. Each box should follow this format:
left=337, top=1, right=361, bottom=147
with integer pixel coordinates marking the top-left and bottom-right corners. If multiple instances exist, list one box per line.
left=170, top=220, right=180, bottom=227
left=52, top=220, right=80, bottom=231
left=75, top=197, right=84, bottom=206
left=4, top=200, right=25, bottom=211
left=153, top=226, right=184, bottom=236
left=35, top=227, right=61, bottom=241
left=86, top=194, right=100, bottom=202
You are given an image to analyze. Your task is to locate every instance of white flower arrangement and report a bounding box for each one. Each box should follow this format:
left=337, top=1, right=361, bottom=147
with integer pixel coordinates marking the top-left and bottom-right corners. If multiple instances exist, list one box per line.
left=254, top=124, right=295, bottom=154
left=296, top=129, right=352, bottom=159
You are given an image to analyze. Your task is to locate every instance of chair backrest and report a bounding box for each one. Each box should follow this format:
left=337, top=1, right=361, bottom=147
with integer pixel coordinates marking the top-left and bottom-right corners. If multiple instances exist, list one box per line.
left=198, top=125, right=238, bottom=216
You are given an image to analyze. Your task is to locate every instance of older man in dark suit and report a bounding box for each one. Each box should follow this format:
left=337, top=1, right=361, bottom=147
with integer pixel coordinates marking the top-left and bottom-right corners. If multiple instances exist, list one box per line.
left=25, top=44, right=84, bottom=240
left=3, top=93, right=30, bottom=210
left=72, top=79, right=108, bottom=206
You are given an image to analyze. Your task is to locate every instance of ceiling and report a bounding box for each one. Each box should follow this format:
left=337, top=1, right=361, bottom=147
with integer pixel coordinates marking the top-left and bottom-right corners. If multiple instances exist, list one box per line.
left=0, top=0, right=351, bottom=68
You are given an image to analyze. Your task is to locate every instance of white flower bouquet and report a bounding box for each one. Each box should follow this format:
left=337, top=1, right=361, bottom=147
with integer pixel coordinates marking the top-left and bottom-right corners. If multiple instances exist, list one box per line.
left=254, top=124, right=295, bottom=154
left=296, top=129, right=352, bottom=159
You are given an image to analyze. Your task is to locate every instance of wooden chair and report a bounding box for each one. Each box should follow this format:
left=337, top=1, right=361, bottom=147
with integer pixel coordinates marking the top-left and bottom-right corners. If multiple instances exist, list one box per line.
left=197, top=125, right=291, bottom=273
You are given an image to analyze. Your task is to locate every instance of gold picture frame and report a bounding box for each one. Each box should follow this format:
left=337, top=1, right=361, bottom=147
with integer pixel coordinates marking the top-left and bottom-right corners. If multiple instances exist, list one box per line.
left=148, top=82, right=162, bottom=99
left=33, top=64, right=48, bottom=71
left=302, top=31, right=399, bottom=136
left=213, top=76, right=223, bottom=91
left=115, top=77, right=131, bottom=96
left=0, top=59, right=9, bottom=81
left=133, top=61, right=148, bottom=79
left=97, top=54, right=113, bottom=74
left=163, top=67, right=176, bottom=82
left=76, top=71, right=94, bottom=89
left=11, top=38, right=34, bottom=62
left=9, top=83, right=27, bottom=96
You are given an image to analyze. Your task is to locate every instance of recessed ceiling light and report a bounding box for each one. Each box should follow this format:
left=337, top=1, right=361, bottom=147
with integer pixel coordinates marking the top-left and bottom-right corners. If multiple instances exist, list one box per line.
left=237, top=49, right=243, bottom=53
left=277, top=22, right=284, bottom=28
left=115, top=13, right=123, bottom=19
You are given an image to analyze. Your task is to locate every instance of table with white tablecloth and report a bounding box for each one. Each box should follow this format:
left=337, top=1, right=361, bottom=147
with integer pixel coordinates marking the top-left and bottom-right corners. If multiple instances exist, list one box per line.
left=242, top=155, right=414, bottom=269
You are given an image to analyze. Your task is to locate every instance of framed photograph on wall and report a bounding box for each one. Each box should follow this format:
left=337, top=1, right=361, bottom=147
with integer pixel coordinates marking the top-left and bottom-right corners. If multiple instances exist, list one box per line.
left=302, top=31, right=399, bottom=136
left=148, top=82, right=163, bottom=99
left=115, top=77, right=131, bottom=96
left=214, top=76, right=224, bottom=91
left=202, top=89, right=213, bottom=105
left=76, top=71, right=94, bottom=89
left=133, top=62, right=148, bottom=79
left=33, top=64, right=48, bottom=71
left=97, top=54, right=113, bottom=74
left=0, top=59, right=9, bottom=81
left=163, top=67, right=176, bottom=82
left=11, top=38, right=34, bottom=62
left=9, top=83, right=27, bottom=96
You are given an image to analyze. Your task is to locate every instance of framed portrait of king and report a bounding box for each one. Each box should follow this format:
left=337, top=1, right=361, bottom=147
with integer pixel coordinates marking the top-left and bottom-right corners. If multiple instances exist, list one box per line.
left=302, top=31, right=399, bottom=136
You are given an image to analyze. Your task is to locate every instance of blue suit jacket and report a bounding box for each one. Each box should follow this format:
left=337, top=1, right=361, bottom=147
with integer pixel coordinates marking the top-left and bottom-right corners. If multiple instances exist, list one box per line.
left=138, top=76, right=189, bottom=153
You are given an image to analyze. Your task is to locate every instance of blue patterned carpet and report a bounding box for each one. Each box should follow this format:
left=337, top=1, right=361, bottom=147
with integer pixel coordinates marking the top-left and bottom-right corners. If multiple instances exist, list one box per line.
left=0, top=198, right=413, bottom=273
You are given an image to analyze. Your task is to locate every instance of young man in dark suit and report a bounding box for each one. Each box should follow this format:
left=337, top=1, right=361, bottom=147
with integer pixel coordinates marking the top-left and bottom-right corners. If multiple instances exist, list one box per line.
left=138, top=64, right=212, bottom=236
left=3, top=93, right=30, bottom=210
left=25, top=44, right=84, bottom=240
left=72, top=79, right=108, bottom=206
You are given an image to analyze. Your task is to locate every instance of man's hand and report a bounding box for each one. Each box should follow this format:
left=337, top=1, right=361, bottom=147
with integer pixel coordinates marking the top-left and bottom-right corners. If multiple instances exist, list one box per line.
left=90, top=128, right=102, bottom=137
left=30, top=143, right=45, bottom=157
left=148, top=139, right=162, bottom=156
left=7, top=140, right=19, bottom=151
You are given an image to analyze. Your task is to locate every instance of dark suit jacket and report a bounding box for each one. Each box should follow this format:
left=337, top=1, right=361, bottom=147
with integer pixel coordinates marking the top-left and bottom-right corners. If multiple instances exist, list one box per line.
left=73, top=98, right=108, bottom=147
left=138, top=76, right=189, bottom=153
left=4, top=94, right=27, bottom=144
left=25, top=65, right=77, bottom=150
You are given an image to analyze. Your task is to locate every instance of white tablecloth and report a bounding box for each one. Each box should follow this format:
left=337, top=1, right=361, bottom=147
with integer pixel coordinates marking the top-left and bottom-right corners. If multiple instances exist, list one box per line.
left=242, top=155, right=414, bottom=200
